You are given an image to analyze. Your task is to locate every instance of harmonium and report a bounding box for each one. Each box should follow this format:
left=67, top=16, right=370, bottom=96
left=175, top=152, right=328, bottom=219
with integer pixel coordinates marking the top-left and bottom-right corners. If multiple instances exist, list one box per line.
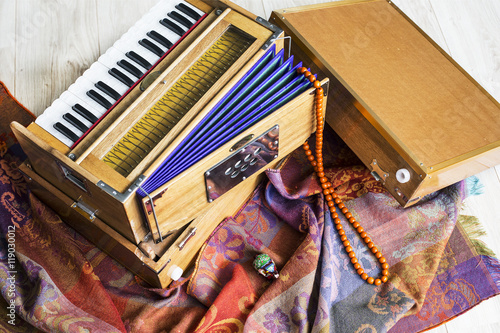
left=12, top=0, right=500, bottom=287
left=12, top=0, right=329, bottom=287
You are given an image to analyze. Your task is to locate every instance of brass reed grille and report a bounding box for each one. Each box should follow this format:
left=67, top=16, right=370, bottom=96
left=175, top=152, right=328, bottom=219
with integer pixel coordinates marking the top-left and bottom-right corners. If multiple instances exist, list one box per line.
left=103, top=26, right=255, bottom=176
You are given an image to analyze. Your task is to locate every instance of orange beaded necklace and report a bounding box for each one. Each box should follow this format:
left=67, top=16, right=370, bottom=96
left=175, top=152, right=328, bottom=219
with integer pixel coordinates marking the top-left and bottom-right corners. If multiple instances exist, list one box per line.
left=298, top=67, right=389, bottom=285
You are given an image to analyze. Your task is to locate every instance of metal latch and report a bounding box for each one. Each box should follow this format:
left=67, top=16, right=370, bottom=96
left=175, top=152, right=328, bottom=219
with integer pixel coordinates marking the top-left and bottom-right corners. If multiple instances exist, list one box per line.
left=71, top=197, right=98, bottom=222
left=370, top=159, right=389, bottom=183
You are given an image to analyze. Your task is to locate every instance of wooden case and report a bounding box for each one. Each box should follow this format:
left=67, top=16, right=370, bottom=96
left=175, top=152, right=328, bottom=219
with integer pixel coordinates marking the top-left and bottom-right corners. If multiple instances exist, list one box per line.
left=271, top=0, right=500, bottom=207
left=14, top=81, right=325, bottom=286
left=11, top=0, right=328, bottom=285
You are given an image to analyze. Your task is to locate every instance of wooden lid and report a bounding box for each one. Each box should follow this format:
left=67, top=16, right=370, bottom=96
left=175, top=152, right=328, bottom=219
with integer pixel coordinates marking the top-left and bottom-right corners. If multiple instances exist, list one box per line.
left=274, top=0, right=500, bottom=171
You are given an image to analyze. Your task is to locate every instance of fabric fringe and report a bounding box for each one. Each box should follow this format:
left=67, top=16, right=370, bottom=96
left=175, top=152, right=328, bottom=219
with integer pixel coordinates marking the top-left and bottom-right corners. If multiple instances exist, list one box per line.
left=465, top=176, right=484, bottom=197
left=458, top=214, right=497, bottom=258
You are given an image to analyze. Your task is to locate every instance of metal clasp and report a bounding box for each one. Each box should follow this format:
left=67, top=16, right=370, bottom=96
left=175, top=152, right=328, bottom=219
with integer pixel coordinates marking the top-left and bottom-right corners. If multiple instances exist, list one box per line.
left=71, top=197, right=98, bottom=222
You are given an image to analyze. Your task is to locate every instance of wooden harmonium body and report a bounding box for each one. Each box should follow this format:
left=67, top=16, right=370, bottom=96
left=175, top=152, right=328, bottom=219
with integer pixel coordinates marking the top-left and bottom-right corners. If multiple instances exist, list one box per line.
left=12, top=0, right=328, bottom=287
left=271, top=0, right=500, bottom=207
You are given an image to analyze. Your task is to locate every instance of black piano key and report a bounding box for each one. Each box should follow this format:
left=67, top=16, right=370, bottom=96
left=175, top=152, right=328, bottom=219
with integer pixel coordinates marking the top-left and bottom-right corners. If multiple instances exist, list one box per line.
left=63, top=113, right=90, bottom=133
left=87, top=89, right=113, bottom=109
left=147, top=30, right=173, bottom=49
left=118, top=59, right=144, bottom=79
left=109, top=68, right=135, bottom=88
left=175, top=3, right=201, bottom=21
left=126, top=51, right=152, bottom=70
left=160, top=18, right=186, bottom=36
left=72, top=104, right=98, bottom=123
left=139, top=38, right=165, bottom=57
left=168, top=11, right=193, bottom=29
left=95, top=81, right=121, bottom=101
left=54, top=122, right=79, bottom=142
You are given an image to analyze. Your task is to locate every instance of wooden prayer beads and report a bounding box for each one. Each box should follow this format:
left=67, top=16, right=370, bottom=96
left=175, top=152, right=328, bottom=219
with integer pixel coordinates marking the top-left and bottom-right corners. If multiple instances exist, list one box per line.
left=298, top=67, right=388, bottom=285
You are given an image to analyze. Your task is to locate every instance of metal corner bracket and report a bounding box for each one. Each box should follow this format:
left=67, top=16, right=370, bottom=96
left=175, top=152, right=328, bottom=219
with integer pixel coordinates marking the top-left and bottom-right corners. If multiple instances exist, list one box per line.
left=255, top=16, right=284, bottom=50
left=97, top=175, right=147, bottom=203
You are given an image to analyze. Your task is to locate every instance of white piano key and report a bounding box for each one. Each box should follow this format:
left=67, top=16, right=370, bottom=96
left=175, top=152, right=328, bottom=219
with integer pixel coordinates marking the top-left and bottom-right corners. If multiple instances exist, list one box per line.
left=37, top=114, right=73, bottom=147
left=35, top=101, right=85, bottom=147
left=98, top=47, right=127, bottom=68
left=68, top=77, right=113, bottom=114
left=180, top=0, right=205, bottom=17
left=114, top=34, right=161, bottom=66
left=51, top=95, right=93, bottom=128
left=59, top=91, right=103, bottom=122
left=82, top=62, right=129, bottom=97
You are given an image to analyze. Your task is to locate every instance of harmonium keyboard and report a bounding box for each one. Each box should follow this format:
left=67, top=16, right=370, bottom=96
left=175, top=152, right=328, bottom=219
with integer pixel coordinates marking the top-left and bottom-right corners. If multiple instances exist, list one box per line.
left=12, top=0, right=328, bottom=287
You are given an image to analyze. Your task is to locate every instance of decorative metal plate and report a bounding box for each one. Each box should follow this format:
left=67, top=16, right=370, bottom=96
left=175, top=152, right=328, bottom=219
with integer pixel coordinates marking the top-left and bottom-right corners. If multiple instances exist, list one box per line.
left=205, top=126, right=279, bottom=202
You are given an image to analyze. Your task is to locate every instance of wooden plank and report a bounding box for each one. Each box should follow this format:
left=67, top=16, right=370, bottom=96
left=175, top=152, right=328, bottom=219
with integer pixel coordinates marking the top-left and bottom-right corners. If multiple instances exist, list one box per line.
left=15, top=0, right=99, bottom=116
left=391, top=0, right=449, bottom=52
left=430, top=0, right=500, bottom=101
left=228, top=0, right=266, bottom=18
left=0, top=1, right=16, bottom=93
left=95, top=0, right=159, bottom=53
left=262, top=0, right=336, bottom=21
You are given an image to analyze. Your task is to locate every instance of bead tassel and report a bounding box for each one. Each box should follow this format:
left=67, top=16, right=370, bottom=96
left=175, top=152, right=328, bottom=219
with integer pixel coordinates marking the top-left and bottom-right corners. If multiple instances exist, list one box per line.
left=299, top=67, right=388, bottom=285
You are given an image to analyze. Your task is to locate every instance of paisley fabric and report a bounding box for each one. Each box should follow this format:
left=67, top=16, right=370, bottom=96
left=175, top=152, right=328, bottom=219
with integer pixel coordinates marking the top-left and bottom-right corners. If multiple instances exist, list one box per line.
left=0, top=80, right=499, bottom=332
left=188, top=128, right=500, bottom=333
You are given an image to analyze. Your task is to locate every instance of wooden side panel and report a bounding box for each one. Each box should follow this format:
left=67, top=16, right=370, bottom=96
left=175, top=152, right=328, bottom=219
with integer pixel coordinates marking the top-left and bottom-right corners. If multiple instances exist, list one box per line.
left=144, top=80, right=327, bottom=241
left=415, top=145, right=500, bottom=199
left=324, top=75, right=424, bottom=207
left=19, top=163, right=163, bottom=287
left=20, top=159, right=257, bottom=289
left=11, top=122, right=148, bottom=244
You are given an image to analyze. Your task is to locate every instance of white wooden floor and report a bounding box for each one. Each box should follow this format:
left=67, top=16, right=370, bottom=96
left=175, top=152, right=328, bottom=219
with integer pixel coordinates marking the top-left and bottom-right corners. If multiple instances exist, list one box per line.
left=0, top=0, right=499, bottom=332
